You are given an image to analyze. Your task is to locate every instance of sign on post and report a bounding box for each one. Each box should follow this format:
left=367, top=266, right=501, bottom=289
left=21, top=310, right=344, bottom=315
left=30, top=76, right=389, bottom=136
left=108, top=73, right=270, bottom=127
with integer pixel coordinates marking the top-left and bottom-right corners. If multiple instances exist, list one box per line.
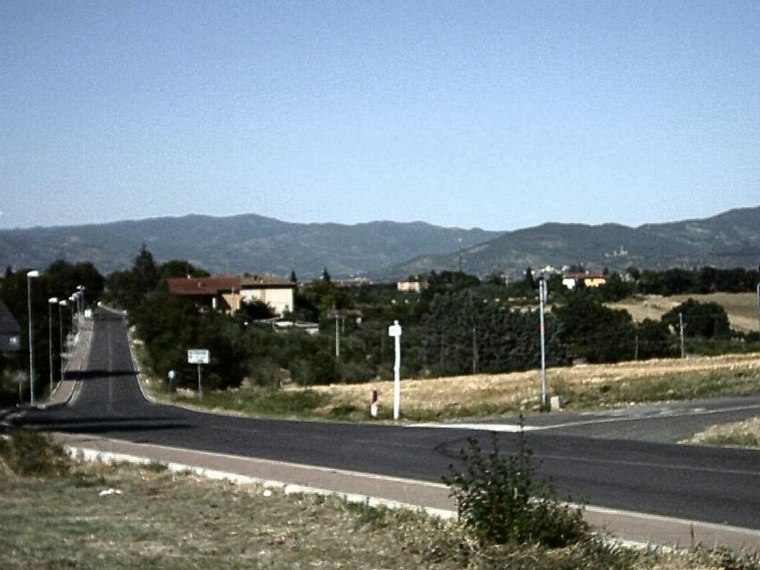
left=388, top=321, right=402, bottom=420
left=187, top=349, right=210, bottom=364
left=188, top=349, right=210, bottom=399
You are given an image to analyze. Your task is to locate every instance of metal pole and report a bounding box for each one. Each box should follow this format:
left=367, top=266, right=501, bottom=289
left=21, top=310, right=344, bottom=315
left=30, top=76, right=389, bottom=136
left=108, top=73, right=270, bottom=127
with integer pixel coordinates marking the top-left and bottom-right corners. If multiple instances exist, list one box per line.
left=539, top=279, right=548, bottom=411
left=679, top=312, right=685, bottom=359
left=58, top=301, right=65, bottom=383
left=335, top=315, right=340, bottom=357
left=48, top=298, right=56, bottom=395
left=756, top=281, right=760, bottom=334
left=197, top=363, right=203, bottom=400
left=27, top=270, right=39, bottom=406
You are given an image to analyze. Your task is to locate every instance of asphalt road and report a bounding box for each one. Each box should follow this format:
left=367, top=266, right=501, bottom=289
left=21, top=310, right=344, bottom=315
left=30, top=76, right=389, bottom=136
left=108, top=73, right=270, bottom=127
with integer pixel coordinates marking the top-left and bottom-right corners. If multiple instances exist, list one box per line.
left=14, top=310, right=760, bottom=532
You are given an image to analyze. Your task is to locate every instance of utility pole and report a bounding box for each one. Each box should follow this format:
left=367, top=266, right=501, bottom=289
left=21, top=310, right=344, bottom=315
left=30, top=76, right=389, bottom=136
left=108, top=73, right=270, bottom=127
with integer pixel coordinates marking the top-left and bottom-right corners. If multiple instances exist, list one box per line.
left=756, top=264, right=760, bottom=333
left=471, top=326, right=478, bottom=375
left=539, top=278, right=548, bottom=411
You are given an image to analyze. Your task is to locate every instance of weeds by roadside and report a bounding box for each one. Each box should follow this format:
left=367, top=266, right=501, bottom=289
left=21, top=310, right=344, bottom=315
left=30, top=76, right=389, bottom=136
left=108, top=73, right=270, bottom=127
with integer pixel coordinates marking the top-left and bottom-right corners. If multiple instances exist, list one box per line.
left=0, top=429, right=71, bottom=478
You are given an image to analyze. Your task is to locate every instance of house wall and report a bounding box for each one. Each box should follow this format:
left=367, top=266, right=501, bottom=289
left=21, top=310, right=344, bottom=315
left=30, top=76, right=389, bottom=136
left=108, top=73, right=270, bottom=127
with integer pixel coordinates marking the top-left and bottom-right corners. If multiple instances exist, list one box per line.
left=240, top=287, right=294, bottom=315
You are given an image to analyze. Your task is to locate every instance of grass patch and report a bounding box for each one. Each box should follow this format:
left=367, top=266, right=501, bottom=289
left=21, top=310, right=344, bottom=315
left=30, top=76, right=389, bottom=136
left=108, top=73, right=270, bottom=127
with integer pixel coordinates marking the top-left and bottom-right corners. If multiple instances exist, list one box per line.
left=555, top=368, right=760, bottom=410
left=685, top=416, right=760, bottom=448
left=172, top=387, right=334, bottom=418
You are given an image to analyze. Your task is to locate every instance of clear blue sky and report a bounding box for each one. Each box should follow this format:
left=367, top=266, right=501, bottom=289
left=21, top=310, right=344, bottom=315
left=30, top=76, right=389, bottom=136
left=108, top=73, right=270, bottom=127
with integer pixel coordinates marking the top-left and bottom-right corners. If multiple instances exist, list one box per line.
left=1, top=1, right=758, bottom=231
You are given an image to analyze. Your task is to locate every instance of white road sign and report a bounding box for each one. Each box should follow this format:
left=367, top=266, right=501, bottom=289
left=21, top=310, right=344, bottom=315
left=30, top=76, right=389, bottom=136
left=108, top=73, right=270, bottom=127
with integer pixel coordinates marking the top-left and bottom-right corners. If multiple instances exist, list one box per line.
left=187, top=349, right=210, bottom=364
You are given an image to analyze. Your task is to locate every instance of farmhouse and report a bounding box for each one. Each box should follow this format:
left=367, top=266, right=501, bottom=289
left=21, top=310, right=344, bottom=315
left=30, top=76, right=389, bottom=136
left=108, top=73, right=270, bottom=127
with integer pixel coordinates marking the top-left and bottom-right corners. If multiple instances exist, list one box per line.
left=167, top=275, right=240, bottom=313
left=562, top=271, right=607, bottom=290
left=167, top=274, right=296, bottom=316
left=239, top=274, right=295, bottom=316
left=397, top=277, right=425, bottom=292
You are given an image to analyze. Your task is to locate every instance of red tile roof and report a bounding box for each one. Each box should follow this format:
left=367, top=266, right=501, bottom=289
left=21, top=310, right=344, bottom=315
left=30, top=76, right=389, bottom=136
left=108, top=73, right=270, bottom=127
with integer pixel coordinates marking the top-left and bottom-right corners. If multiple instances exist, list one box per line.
left=167, top=275, right=241, bottom=296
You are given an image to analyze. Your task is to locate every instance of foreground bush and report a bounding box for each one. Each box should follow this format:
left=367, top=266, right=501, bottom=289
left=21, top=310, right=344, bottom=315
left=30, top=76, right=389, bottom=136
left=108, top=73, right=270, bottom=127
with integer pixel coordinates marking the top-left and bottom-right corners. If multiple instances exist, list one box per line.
left=0, top=429, right=71, bottom=478
left=443, top=427, right=588, bottom=548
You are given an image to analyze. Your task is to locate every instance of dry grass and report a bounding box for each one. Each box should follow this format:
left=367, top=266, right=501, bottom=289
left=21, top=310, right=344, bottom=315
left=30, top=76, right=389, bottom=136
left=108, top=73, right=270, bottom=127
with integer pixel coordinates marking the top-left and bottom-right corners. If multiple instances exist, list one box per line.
left=609, top=292, right=759, bottom=333
left=687, top=416, right=760, bottom=448
left=309, top=352, right=760, bottom=419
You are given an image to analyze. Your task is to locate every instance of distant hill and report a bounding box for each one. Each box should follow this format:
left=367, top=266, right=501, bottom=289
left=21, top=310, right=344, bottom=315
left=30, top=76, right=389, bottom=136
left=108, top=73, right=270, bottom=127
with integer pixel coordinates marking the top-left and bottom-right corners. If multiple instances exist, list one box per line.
left=1, top=206, right=758, bottom=280
left=373, top=206, right=760, bottom=280
left=0, top=213, right=500, bottom=278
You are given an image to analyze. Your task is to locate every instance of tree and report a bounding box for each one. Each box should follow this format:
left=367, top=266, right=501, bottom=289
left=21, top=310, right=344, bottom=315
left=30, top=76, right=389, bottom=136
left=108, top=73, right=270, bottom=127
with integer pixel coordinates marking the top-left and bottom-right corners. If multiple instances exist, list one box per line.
left=421, top=290, right=567, bottom=376
left=239, top=299, right=276, bottom=321
left=661, top=299, right=731, bottom=339
left=635, top=319, right=675, bottom=360
left=105, top=246, right=161, bottom=311
left=553, top=296, right=636, bottom=363
left=160, top=260, right=210, bottom=279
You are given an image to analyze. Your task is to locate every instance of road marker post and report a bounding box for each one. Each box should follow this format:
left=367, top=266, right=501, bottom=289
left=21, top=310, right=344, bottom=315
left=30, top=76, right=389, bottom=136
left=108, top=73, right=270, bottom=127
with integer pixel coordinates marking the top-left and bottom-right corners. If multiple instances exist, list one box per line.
left=388, top=321, right=402, bottom=420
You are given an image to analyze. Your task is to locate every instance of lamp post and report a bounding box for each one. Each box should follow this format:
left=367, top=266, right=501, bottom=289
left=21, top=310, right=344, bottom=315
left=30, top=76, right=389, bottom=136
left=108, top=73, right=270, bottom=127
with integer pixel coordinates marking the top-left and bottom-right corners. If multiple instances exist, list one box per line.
left=76, top=285, right=85, bottom=316
left=48, top=297, right=58, bottom=395
left=59, top=300, right=67, bottom=383
left=26, top=270, right=40, bottom=406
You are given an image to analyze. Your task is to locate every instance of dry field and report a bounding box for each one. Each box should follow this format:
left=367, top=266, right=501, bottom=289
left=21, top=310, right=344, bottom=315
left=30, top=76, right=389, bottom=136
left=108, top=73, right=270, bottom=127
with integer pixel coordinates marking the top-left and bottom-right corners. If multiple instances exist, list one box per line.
left=609, top=292, right=759, bottom=333
left=311, top=351, right=760, bottom=419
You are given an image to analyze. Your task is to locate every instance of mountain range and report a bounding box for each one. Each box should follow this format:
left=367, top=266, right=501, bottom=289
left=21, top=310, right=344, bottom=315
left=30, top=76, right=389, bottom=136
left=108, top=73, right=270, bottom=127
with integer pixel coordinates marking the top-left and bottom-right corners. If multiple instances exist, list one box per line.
left=1, top=206, right=759, bottom=280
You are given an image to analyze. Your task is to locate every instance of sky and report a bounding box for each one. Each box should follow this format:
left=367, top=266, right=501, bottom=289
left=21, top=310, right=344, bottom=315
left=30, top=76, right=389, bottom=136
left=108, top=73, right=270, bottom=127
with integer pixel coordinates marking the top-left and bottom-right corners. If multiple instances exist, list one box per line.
left=1, top=1, right=759, bottom=232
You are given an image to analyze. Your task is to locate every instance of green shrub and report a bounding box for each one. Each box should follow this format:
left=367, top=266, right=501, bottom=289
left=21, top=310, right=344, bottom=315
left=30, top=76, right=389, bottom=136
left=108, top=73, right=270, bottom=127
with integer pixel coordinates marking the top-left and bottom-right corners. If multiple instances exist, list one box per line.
left=443, top=426, right=588, bottom=548
left=0, top=429, right=71, bottom=478
left=249, top=389, right=332, bottom=416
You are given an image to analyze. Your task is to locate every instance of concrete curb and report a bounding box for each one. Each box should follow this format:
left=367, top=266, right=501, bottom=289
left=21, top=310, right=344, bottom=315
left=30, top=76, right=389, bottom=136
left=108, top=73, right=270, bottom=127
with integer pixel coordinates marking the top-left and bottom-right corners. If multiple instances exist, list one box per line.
left=65, top=444, right=458, bottom=521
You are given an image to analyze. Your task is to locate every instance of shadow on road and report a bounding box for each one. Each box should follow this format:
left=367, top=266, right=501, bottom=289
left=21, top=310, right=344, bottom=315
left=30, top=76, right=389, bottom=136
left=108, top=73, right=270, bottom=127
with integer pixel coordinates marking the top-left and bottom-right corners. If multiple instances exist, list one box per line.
left=66, top=369, right=137, bottom=381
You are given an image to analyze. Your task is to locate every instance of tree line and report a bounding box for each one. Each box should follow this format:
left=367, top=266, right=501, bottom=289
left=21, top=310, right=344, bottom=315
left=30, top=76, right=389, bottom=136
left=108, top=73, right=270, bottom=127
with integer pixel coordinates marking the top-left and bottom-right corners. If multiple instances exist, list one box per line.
left=2, top=250, right=758, bottom=402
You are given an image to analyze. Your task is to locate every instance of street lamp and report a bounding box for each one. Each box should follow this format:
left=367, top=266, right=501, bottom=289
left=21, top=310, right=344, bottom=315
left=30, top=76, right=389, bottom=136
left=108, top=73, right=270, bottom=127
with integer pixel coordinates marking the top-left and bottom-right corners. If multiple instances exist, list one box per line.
left=76, top=285, right=85, bottom=316
left=26, top=270, right=40, bottom=406
left=58, top=300, right=67, bottom=383
left=48, top=297, right=58, bottom=395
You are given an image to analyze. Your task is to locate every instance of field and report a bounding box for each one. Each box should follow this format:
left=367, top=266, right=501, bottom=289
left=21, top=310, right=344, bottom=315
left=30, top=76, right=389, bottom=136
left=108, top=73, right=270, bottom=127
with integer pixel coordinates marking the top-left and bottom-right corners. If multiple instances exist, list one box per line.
left=307, top=351, right=760, bottom=420
left=608, top=292, right=759, bottom=333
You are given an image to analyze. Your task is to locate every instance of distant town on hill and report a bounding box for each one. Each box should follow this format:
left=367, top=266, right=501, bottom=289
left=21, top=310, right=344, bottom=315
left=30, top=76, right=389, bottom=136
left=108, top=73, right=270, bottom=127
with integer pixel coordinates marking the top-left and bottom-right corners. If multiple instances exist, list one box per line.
left=1, top=206, right=759, bottom=280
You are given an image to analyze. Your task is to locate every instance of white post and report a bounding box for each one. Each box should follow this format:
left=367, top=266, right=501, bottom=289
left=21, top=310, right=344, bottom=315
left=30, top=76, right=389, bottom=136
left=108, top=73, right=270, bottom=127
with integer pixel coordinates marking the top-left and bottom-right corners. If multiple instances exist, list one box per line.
left=388, top=321, right=402, bottom=420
